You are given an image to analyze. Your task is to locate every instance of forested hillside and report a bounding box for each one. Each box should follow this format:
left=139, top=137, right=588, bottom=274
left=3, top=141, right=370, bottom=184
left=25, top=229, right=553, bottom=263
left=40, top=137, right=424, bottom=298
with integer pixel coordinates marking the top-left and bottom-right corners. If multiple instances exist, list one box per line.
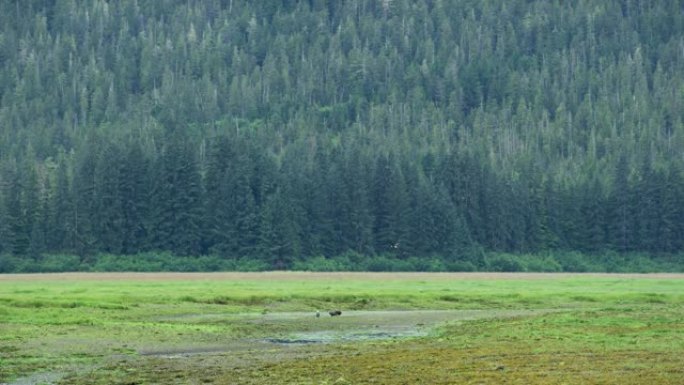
left=1, top=0, right=684, bottom=272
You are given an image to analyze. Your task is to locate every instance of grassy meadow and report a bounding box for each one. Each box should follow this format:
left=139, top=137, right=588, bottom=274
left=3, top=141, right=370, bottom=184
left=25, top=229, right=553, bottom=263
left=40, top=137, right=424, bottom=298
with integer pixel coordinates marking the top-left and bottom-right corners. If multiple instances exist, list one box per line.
left=0, top=272, right=683, bottom=384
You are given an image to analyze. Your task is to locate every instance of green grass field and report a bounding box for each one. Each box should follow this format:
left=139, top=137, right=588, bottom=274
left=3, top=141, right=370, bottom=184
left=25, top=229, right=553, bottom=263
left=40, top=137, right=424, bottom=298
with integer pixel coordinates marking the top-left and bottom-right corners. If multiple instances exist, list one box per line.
left=1, top=272, right=683, bottom=384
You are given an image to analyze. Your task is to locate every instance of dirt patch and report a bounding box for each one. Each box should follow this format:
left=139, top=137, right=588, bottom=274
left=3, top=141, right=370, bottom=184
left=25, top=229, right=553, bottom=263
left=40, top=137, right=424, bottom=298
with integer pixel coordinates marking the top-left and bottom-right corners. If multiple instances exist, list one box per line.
left=1, top=272, right=682, bottom=282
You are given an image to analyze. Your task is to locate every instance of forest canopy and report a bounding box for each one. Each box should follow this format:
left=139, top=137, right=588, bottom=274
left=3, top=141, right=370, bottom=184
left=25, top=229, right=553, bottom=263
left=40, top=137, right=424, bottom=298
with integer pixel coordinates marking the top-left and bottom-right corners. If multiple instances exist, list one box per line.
left=1, top=0, right=683, bottom=272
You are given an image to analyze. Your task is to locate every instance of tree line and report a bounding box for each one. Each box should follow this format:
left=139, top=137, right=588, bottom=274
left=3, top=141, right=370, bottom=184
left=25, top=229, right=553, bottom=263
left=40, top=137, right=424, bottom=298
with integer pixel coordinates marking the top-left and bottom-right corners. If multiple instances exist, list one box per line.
left=2, top=132, right=683, bottom=269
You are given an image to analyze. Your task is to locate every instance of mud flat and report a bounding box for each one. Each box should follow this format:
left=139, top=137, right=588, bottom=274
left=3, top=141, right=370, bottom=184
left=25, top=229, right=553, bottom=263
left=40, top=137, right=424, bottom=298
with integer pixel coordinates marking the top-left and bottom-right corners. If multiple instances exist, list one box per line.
left=139, top=309, right=557, bottom=358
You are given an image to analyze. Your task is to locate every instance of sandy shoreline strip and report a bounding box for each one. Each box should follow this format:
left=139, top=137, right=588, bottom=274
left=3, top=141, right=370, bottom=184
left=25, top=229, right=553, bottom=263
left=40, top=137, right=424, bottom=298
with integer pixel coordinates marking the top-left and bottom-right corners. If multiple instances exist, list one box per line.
left=1, top=271, right=682, bottom=281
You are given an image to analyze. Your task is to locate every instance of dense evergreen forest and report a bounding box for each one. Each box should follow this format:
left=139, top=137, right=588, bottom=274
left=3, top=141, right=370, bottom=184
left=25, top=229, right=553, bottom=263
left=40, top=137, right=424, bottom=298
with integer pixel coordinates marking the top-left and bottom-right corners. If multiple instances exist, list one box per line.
left=1, top=0, right=684, bottom=272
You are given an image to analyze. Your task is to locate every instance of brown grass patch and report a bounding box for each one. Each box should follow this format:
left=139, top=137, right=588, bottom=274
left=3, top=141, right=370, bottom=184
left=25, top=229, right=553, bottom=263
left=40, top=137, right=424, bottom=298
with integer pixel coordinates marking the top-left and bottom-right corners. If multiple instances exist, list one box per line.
left=230, top=344, right=684, bottom=385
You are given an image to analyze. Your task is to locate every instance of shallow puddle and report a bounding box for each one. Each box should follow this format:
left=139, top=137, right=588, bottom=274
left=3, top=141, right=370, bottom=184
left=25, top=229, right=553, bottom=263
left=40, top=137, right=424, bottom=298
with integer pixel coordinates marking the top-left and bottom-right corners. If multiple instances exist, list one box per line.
left=273, top=328, right=425, bottom=344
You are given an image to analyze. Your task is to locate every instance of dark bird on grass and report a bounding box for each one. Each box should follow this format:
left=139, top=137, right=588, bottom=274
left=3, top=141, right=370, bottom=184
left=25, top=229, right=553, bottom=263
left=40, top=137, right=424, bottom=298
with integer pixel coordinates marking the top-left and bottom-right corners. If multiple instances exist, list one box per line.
left=316, top=310, right=320, bottom=318
left=329, top=310, right=342, bottom=316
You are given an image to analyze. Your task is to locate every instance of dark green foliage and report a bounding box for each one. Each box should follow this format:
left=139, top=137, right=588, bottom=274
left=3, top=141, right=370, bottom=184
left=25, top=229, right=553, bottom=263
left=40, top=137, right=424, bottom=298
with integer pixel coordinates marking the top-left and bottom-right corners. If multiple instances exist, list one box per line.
left=372, top=155, right=410, bottom=257
left=119, top=144, right=151, bottom=254
left=2, top=251, right=680, bottom=274
left=46, top=157, right=72, bottom=252
left=5, top=185, right=27, bottom=256
left=1, top=0, right=684, bottom=271
left=149, top=135, right=204, bottom=256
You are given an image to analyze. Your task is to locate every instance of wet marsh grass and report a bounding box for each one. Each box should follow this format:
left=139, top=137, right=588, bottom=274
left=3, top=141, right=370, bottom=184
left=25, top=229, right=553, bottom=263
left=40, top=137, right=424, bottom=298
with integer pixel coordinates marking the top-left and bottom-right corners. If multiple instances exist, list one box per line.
left=0, top=273, right=683, bottom=384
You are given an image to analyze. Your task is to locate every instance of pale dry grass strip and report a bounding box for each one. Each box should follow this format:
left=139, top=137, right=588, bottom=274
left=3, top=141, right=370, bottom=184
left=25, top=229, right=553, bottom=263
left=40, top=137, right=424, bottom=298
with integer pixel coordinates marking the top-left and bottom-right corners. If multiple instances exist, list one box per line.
left=1, top=271, right=683, bottom=281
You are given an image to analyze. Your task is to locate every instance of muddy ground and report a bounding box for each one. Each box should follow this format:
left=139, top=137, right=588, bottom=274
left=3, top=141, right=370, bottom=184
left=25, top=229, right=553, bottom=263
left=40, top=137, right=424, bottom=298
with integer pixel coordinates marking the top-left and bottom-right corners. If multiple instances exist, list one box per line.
left=141, top=308, right=554, bottom=355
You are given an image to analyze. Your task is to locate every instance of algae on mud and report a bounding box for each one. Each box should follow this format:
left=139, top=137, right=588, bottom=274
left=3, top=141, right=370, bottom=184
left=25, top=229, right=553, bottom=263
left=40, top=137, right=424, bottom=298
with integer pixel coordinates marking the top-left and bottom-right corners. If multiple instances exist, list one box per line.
left=1, top=272, right=683, bottom=384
